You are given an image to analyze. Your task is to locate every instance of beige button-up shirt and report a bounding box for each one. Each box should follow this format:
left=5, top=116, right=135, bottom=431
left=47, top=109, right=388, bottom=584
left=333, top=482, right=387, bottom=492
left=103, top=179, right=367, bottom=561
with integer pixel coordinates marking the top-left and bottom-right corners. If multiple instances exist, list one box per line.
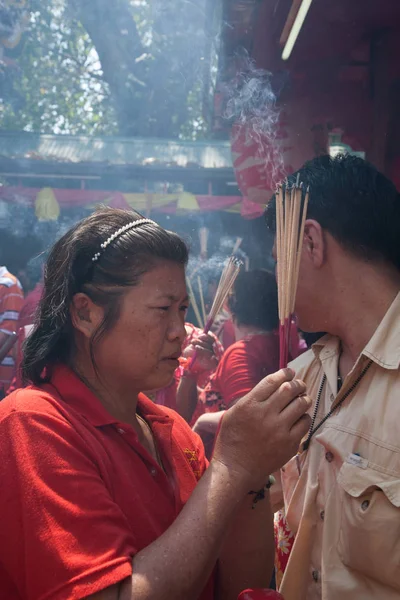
left=280, top=292, right=400, bottom=600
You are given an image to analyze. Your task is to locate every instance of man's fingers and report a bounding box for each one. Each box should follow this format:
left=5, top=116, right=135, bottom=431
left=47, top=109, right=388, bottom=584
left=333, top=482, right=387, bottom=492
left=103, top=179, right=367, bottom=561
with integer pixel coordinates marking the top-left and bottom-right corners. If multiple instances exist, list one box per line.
left=248, top=368, right=295, bottom=403
left=281, top=394, right=312, bottom=428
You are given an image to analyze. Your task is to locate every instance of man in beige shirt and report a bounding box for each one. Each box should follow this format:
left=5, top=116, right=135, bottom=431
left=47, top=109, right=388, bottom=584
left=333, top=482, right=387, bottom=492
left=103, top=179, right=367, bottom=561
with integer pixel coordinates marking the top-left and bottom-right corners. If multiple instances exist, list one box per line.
left=266, top=154, right=400, bottom=599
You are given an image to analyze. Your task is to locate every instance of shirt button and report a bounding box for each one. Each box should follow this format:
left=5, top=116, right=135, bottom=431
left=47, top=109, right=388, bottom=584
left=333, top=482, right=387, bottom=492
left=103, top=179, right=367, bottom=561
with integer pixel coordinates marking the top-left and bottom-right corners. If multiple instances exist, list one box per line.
left=312, top=570, right=319, bottom=582
left=361, top=499, right=370, bottom=511
left=320, top=510, right=325, bottom=520
left=325, top=451, right=334, bottom=463
left=117, top=427, right=125, bottom=434
left=150, top=467, right=157, bottom=477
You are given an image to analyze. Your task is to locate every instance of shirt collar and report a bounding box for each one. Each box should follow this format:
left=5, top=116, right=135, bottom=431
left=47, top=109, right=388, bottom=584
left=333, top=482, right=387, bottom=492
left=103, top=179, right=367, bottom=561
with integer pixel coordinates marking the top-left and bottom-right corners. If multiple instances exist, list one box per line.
left=48, top=364, right=171, bottom=427
left=363, top=292, right=400, bottom=369
left=311, top=334, right=339, bottom=361
left=311, top=292, right=400, bottom=370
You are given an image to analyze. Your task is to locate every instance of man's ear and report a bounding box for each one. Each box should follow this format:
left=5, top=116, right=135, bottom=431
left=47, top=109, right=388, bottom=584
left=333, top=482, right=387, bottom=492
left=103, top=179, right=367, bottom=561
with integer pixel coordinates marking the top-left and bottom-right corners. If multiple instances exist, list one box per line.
left=70, top=293, right=103, bottom=338
left=303, top=219, right=325, bottom=268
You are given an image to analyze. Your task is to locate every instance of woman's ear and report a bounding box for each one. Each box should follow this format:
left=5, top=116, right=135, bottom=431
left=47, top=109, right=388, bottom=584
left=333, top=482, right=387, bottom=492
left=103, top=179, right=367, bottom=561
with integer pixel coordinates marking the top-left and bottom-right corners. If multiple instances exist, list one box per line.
left=303, top=219, right=325, bottom=268
left=70, top=293, right=103, bottom=338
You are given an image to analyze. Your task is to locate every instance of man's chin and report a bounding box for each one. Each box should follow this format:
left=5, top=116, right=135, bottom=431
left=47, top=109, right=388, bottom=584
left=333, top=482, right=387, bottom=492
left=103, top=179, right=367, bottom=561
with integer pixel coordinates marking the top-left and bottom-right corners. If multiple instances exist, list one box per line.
left=296, top=314, right=322, bottom=334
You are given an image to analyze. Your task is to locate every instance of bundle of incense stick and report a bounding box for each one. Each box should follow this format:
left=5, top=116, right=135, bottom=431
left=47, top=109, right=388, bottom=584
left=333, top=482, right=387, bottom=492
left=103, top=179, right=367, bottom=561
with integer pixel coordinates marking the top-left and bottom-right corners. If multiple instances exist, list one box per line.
left=189, top=256, right=242, bottom=370
left=275, top=179, right=309, bottom=369
left=186, top=278, right=204, bottom=329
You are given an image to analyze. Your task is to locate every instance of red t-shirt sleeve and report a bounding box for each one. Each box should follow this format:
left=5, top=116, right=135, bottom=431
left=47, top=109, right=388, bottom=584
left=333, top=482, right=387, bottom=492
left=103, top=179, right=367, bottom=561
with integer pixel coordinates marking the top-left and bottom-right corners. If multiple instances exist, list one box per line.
left=0, top=403, right=136, bottom=600
left=212, top=344, right=257, bottom=408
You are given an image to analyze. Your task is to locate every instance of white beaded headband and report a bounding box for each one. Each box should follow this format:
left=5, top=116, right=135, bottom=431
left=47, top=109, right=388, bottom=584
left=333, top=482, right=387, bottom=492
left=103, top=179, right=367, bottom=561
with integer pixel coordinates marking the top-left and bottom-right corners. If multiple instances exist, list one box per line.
left=92, top=218, right=156, bottom=262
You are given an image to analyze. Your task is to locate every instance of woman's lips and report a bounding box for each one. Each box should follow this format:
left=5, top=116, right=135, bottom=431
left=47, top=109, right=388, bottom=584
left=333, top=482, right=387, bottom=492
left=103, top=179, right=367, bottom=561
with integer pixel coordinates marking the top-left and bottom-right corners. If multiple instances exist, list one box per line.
left=162, top=356, right=180, bottom=367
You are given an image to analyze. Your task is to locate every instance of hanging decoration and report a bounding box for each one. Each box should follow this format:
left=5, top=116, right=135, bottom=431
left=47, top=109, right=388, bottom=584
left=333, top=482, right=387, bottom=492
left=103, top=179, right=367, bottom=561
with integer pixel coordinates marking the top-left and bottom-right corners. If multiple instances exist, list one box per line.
left=176, top=192, right=200, bottom=213
left=0, top=186, right=267, bottom=219
left=231, top=118, right=292, bottom=205
left=35, top=188, right=60, bottom=221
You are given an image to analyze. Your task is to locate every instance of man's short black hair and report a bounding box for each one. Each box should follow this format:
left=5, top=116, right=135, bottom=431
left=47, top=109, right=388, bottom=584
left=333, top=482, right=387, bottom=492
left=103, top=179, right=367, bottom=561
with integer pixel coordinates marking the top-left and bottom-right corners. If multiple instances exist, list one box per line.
left=265, top=154, right=400, bottom=271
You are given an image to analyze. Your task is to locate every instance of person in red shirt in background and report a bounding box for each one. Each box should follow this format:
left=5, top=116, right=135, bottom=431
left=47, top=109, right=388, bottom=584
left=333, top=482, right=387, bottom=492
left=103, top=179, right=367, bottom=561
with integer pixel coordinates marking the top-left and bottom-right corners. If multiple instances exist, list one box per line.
left=0, top=208, right=312, bottom=600
left=154, top=322, right=223, bottom=424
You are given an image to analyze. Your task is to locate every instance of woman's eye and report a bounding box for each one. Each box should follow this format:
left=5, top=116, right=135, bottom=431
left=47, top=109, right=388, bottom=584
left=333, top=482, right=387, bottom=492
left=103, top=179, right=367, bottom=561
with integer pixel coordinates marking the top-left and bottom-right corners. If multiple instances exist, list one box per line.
left=158, top=306, right=170, bottom=312
left=180, top=305, right=189, bottom=313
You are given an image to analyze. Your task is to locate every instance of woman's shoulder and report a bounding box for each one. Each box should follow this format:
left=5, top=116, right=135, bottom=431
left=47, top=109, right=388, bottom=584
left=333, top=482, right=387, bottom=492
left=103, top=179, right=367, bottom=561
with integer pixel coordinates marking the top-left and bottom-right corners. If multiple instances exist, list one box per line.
left=0, top=385, right=81, bottom=434
left=0, top=385, right=62, bottom=417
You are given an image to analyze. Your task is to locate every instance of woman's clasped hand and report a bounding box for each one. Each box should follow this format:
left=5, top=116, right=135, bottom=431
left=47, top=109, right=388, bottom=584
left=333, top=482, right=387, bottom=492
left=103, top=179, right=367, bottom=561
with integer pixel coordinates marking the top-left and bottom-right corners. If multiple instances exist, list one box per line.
left=213, top=368, right=311, bottom=491
left=183, top=332, right=219, bottom=373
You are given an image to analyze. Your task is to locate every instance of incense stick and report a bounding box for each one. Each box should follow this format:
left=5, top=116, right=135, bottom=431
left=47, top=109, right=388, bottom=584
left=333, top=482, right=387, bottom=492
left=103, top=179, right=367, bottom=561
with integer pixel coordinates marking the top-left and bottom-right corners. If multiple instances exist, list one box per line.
left=275, top=180, right=308, bottom=369
left=197, top=275, right=207, bottom=326
left=187, top=278, right=204, bottom=329
left=205, top=257, right=242, bottom=330
left=189, top=256, right=242, bottom=370
left=232, top=237, right=243, bottom=255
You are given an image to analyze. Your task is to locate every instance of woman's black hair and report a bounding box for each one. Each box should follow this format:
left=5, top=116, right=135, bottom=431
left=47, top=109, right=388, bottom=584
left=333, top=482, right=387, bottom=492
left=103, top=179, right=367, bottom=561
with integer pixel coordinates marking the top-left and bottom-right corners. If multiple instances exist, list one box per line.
left=22, top=207, right=188, bottom=385
left=228, top=269, right=279, bottom=331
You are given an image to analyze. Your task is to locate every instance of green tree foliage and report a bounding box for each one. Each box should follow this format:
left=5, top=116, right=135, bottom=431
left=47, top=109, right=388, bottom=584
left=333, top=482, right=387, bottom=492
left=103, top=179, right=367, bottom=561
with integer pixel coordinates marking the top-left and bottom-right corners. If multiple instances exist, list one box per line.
left=0, top=0, right=212, bottom=138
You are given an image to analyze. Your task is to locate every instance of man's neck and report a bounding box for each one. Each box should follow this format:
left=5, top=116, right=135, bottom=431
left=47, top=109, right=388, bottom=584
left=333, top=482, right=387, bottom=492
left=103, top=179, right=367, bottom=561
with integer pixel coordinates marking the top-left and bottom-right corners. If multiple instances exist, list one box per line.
left=325, top=262, right=400, bottom=364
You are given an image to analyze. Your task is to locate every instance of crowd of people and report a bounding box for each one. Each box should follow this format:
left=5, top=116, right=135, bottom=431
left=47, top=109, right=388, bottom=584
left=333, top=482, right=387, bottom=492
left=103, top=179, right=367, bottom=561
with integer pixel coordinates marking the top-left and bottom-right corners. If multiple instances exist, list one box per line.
left=0, top=153, right=399, bottom=600
left=0, top=235, right=44, bottom=398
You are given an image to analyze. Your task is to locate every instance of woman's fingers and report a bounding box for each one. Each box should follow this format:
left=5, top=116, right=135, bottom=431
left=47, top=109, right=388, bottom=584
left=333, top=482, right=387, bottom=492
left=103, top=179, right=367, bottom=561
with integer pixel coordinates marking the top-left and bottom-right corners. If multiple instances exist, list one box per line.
left=247, top=369, right=302, bottom=409
left=289, top=412, right=312, bottom=439
left=265, top=378, right=307, bottom=414
left=193, top=339, right=214, bottom=352
left=281, top=394, right=312, bottom=429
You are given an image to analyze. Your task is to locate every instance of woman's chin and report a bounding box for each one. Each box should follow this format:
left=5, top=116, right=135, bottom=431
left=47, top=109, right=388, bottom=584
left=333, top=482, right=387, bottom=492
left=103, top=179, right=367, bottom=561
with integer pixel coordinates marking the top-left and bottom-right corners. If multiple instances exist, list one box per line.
left=144, top=371, right=176, bottom=394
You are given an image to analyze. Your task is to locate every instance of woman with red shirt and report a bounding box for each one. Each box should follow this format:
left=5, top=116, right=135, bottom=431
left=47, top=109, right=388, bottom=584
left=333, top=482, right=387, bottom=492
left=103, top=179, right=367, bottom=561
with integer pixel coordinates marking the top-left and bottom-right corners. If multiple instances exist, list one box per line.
left=0, top=209, right=311, bottom=600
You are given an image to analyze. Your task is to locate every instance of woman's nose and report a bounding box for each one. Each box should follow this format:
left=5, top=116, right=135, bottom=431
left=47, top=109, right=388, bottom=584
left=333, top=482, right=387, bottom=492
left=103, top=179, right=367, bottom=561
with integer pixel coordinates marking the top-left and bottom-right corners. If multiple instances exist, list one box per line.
left=167, top=312, right=187, bottom=343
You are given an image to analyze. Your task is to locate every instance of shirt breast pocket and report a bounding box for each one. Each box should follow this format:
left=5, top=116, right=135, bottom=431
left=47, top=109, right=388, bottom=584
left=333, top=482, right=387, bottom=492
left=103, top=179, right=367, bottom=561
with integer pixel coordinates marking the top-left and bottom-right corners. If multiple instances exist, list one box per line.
left=337, top=461, right=400, bottom=591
